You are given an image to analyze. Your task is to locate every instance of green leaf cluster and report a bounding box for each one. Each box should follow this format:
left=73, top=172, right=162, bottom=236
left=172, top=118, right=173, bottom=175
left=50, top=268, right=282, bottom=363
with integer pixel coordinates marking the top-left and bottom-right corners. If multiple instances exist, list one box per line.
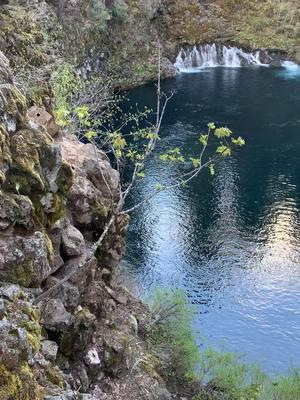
left=214, top=127, right=232, bottom=138
left=109, top=132, right=127, bottom=157
left=160, top=148, right=185, bottom=163
left=75, top=106, right=90, bottom=127
left=51, top=63, right=81, bottom=127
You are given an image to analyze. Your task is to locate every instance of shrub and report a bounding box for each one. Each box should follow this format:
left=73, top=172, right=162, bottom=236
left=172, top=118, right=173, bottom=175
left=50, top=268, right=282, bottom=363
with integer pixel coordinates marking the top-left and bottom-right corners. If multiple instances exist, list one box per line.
left=50, top=63, right=80, bottom=115
left=147, top=288, right=201, bottom=380
left=148, top=289, right=300, bottom=400
left=198, top=347, right=264, bottom=400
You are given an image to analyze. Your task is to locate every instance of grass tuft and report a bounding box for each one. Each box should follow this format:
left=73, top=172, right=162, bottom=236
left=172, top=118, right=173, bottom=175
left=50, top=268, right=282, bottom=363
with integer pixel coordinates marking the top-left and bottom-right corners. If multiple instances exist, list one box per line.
left=147, top=288, right=300, bottom=400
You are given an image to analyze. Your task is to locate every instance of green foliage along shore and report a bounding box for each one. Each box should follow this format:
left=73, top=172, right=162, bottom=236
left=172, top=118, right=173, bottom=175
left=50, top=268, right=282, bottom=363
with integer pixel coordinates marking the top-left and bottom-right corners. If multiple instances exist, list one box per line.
left=148, top=288, right=300, bottom=400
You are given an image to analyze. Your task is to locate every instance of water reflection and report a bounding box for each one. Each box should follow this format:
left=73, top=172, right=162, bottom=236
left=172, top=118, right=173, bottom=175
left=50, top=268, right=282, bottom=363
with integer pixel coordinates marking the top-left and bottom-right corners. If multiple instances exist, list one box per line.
left=124, top=68, right=300, bottom=372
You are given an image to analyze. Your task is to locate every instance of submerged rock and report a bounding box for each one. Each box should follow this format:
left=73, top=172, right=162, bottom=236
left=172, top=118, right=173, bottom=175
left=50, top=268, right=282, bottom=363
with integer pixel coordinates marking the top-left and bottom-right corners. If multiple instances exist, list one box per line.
left=269, top=59, right=282, bottom=68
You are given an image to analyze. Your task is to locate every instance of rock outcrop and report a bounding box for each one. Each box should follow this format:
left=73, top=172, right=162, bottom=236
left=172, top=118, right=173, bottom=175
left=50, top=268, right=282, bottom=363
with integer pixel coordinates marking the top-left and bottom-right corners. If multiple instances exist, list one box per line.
left=0, top=49, right=175, bottom=400
left=0, top=51, right=126, bottom=398
left=1, top=0, right=299, bottom=98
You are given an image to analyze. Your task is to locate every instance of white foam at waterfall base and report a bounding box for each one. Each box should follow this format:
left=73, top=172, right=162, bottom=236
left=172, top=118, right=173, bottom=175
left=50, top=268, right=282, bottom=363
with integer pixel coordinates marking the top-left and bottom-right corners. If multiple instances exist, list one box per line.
left=279, top=61, right=300, bottom=79
left=175, top=44, right=267, bottom=73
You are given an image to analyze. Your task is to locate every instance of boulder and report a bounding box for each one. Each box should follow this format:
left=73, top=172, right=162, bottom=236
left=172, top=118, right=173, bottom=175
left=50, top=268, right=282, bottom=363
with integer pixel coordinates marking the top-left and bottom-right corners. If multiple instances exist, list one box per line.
left=41, top=299, right=74, bottom=332
left=48, top=219, right=66, bottom=273
left=0, top=283, right=22, bottom=300
left=34, top=352, right=51, bottom=368
left=84, top=348, right=101, bottom=366
left=43, top=389, right=79, bottom=400
left=61, top=224, right=86, bottom=257
left=45, top=276, right=80, bottom=310
left=294, top=46, right=300, bottom=64
left=0, top=296, right=41, bottom=371
left=269, top=59, right=282, bottom=68
left=55, top=132, right=119, bottom=229
left=79, top=395, right=98, bottom=400
left=41, top=339, right=59, bottom=362
left=26, top=106, right=60, bottom=137
left=0, top=231, right=52, bottom=287
left=74, top=362, right=89, bottom=392
left=155, top=387, right=172, bottom=400
left=0, top=77, right=26, bottom=134
left=0, top=192, right=34, bottom=230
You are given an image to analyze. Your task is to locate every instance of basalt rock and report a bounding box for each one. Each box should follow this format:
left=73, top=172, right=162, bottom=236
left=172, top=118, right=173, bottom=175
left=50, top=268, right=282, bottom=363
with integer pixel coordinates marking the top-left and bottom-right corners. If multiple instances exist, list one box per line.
left=45, top=276, right=80, bottom=310
left=0, top=191, right=34, bottom=230
left=61, top=224, right=86, bottom=258
left=26, top=106, right=60, bottom=137
left=0, top=298, right=5, bottom=319
left=0, top=231, right=52, bottom=287
left=0, top=292, right=45, bottom=398
left=294, top=46, right=300, bottom=64
left=41, top=339, right=59, bottom=362
left=0, top=55, right=77, bottom=288
left=55, top=131, right=119, bottom=230
left=41, top=299, right=75, bottom=332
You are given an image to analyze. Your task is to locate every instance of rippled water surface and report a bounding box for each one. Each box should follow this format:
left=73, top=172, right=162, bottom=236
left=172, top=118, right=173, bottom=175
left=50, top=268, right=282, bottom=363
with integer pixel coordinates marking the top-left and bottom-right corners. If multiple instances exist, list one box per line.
left=123, top=67, right=300, bottom=373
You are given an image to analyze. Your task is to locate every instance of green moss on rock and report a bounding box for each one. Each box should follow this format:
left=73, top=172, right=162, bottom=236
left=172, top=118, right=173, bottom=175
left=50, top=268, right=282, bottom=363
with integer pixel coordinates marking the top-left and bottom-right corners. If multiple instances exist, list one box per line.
left=3, top=127, right=73, bottom=228
left=45, top=365, right=65, bottom=388
left=0, top=124, right=12, bottom=184
left=22, top=320, right=41, bottom=353
left=94, top=198, right=109, bottom=219
left=0, top=363, right=43, bottom=400
left=56, top=161, right=74, bottom=193
left=8, top=259, right=34, bottom=288
left=6, top=130, right=46, bottom=194
left=0, top=9, right=47, bottom=70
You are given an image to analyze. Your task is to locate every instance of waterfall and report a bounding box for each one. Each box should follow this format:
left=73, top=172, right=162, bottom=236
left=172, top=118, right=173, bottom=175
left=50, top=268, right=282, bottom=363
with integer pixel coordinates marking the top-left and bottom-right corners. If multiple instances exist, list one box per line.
left=175, top=44, right=266, bottom=72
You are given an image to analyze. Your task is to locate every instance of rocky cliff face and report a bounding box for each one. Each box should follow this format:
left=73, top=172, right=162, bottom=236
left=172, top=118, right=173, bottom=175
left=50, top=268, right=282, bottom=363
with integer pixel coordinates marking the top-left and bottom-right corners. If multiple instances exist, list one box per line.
left=0, top=51, right=130, bottom=398
left=158, top=0, right=300, bottom=56
left=0, top=2, right=185, bottom=398
left=0, top=42, right=179, bottom=399
left=1, top=0, right=299, bottom=94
